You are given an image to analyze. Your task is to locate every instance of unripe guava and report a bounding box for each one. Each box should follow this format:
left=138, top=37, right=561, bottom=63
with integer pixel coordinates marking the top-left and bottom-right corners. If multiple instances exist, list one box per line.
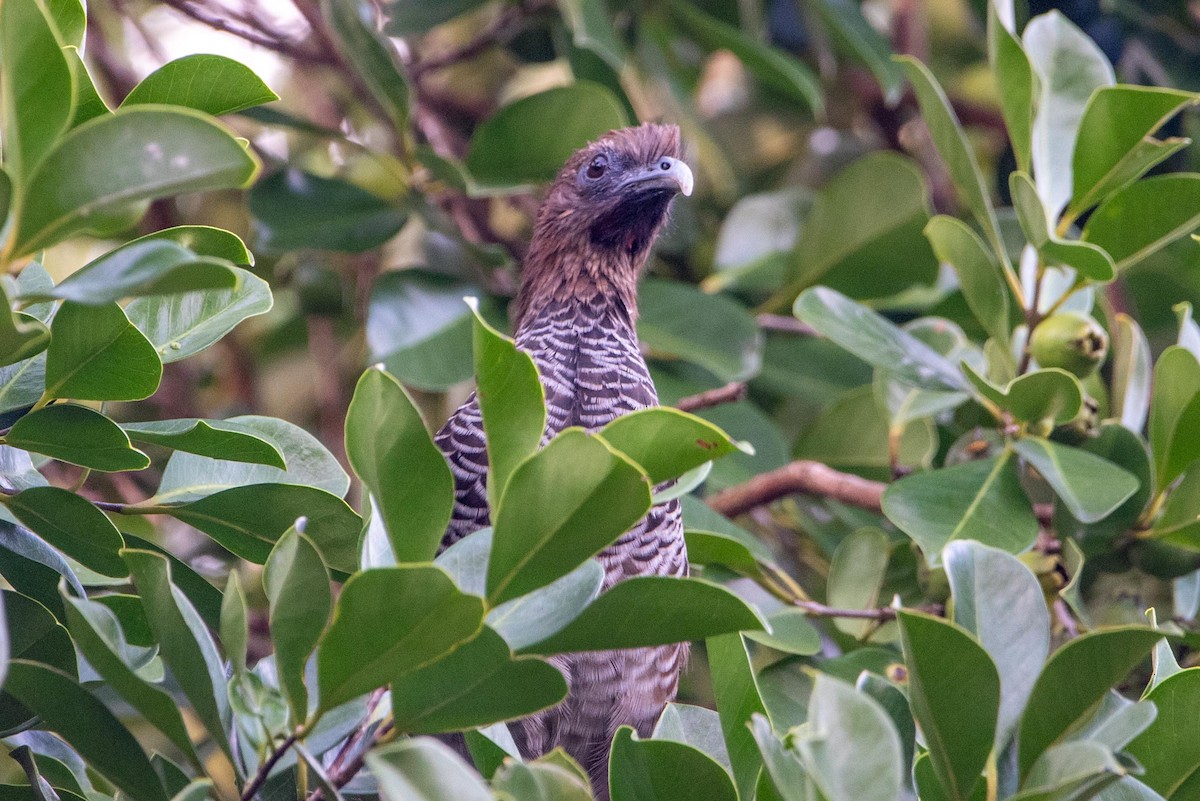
left=1030, top=312, right=1108, bottom=378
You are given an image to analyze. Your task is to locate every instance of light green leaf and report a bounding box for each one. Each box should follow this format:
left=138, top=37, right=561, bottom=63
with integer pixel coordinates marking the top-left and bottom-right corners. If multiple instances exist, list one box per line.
left=1013, top=741, right=1126, bottom=801
left=220, top=571, right=248, bottom=675
left=323, top=0, right=409, bottom=128
left=45, top=302, right=162, bottom=401
left=653, top=703, right=732, bottom=773
left=707, top=632, right=768, bottom=801
left=366, top=738, right=492, bottom=801
left=1014, top=437, right=1139, bottom=524
left=1111, top=314, right=1152, bottom=434
left=988, top=0, right=1036, bottom=172
left=1149, top=346, right=1200, bottom=491
left=827, top=527, right=890, bottom=638
left=559, top=0, right=624, bottom=68
left=121, top=54, right=278, bottom=115
left=316, top=565, right=484, bottom=712
left=13, top=107, right=260, bottom=256
left=264, top=526, right=330, bottom=720
left=1010, top=171, right=1115, bottom=281
left=598, top=406, right=745, bottom=484
left=963, top=363, right=1083, bottom=426
left=1127, top=669, right=1200, bottom=797
left=745, top=608, right=821, bottom=656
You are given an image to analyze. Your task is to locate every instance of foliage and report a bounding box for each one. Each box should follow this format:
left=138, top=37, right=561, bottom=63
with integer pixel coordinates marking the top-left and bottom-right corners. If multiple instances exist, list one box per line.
left=3, top=0, right=1200, bottom=800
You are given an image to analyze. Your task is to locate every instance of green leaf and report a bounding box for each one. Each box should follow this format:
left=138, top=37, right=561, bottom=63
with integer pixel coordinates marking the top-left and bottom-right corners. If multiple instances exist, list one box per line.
left=610, top=725, right=738, bottom=801
left=0, top=0, right=74, bottom=184
left=0, top=286, right=50, bottom=368
left=667, top=0, right=821, bottom=115
left=638, top=279, right=764, bottom=382
left=61, top=592, right=200, bottom=768
left=382, top=0, right=486, bottom=34
left=882, top=451, right=1038, bottom=562
left=1150, top=346, right=1200, bottom=491
left=797, top=384, right=938, bottom=471
left=7, top=486, right=126, bottom=576
left=827, top=527, right=890, bottom=638
left=798, top=674, right=905, bottom=801
left=126, top=267, right=272, bottom=363
left=323, top=0, right=409, bottom=128
left=745, top=608, right=821, bottom=655
left=1013, top=741, right=1126, bottom=801
left=1111, top=314, right=1152, bottom=434
left=559, top=0, right=624, bottom=69
left=925, top=215, right=1011, bottom=345
left=345, top=367, right=453, bottom=562
left=598, top=407, right=744, bottom=484
left=814, top=0, right=903, bottom=105
left=1083, top=175, right=1200, bottom=272
left=121, top=54, right=278, bottom=115
left=368, top=738, right=491, bottom=801
left=13, top=107, right=260, bottom=256
left=469, top=299, right=545, bottom=511
left=3, top=661, right=167, bottom=801
left=1149, top=465, right=1200, bottom=550
left=123, top=549, right=234, bottom=762
left=131, top=225, right=253, bottom=265
left=520, top=576, right=763, bottom=655
left=899, top=611, right=999, bottom=801
left=794, top=287, right=966, bottom=391
left=487, top=429, right=649, bottom=605
left=66, top=48, right=111, bottom=128
left=248, top=169, right=406, bottom=254
left=774, top=152, right=936, bottom=305
left=653, top=703, right=732, bottom=772
left=7, top=404, right=149, bottom=472
left=1127, top=669, right=1200, bottom=797
left=390, top=626, right=566, bottom=733
left=220, top=571, right=248, bottom=675
left=1014, top=437, right=1140, bottom=524
left=45, top=302, right=162, bottom=401
left=1017, top=626, right=1161, bottom=778
left=152, top=415, right=348, bottom=503
left=1023, top=10, right=1115, bottom=218
left=962, top=364, right=1083, bottom=426
left=944, top=541, right=1049, bottom=747
left=466, top=82, right=628, bottom=189
left=0, top=591, right=75, bottom=734
left=707, top=632, right=768, bottom=801
left=317, top=565, right=484, bottom=711
left=987, top=1, right=1036, bottom=173
left=750, top=714, right=813, bottom=801
left=1070, top=86, right=1197, bottom=215
left=1010, top=171, right=1115, bottom=281
left=493, top=758, right=593, bottom=801
left=896, top=56, right=1008, bottom=271
left=165, top=484, right=361, bottom=573
left=27, top=240, right=238, bottom=304
left=264, top=526, right=330, bottom=720
left=121, top=418, right=286, bottom=468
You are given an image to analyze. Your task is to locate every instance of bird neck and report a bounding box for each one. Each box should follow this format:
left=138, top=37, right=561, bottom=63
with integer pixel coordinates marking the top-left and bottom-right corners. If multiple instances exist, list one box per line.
left=514, top=226, right=646, bottom=332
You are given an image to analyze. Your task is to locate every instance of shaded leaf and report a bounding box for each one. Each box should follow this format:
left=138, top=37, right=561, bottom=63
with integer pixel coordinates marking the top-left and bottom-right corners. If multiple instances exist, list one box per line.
left=610, top=726, right=738, bottom=801
left=264, top=527, right=330, bottom=720
left=45, top=302, right=161, bottom=401
left=638, top=279, right=764, bottom=383
left=7, top=486, right=126, bottom=576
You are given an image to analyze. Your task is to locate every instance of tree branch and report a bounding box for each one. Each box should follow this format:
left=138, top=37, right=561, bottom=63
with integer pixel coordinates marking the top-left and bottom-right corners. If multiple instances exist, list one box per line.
left=675, top=382, right=747, bottom=413
left=408, top=0, right=554, bottom=78
left=157, top=0, right=334, bottom=64
left=242, top=731, right=300, bottom=801
left=707, top=460, right=885, bottom=517
left=792, top=599, right=897, bottom=620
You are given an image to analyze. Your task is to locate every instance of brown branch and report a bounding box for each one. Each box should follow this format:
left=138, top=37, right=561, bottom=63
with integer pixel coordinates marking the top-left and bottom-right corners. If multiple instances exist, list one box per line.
left=793, top=599, right=897, bottom=620
left=408, top=0, right=554, bottom=78
left=707, top=460, right=885, bottom=517
left=757, top=313, right=817, bottom=337
left=242, top=731, right=300, bottom=801
left=157, top=0, right=334, bottom=64
left=675, top=382, right=747, bottom=413
left=305, top=720, right=393, bottom=801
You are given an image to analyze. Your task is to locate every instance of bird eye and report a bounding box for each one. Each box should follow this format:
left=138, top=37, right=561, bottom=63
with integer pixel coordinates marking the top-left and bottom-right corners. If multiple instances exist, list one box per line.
left=586, top=155, right=608, bottom=180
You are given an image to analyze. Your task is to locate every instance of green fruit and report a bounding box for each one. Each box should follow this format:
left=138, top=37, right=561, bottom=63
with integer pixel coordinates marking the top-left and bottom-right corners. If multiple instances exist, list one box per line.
left=1030, top=312, right=1109, bottom=378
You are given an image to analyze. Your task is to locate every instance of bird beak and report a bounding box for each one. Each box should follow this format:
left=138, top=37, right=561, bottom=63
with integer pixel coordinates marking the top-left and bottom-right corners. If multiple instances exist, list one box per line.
left=621, top=156, right=694, bottom=197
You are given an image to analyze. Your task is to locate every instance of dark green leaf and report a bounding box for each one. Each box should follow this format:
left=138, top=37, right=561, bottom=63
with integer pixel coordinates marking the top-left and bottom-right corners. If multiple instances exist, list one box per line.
left=390, top=626, right=566, bottom=733
left=248, top=170, right=405, bottom=254
left=264, top=527, right=330, bottom=720
left=962, top=364, right=1084, bottom=426
left=707, top=632, right=768, bottom=801
left=131, top=225, right=253, bottom=265
left=638, top=279, right=763, bottom=383
left=345, top=367, right=453, bottom=562
left=317, top=566, right=484, bottom=711
left=925, top=215, right=1011, bottom=345
left=13, top=107, right=260, bottom=256
left=1083, top=175, right=1200, bottom=272
left=121, top=418, right=285, bottom=468
left=8, top=404, right=149, bottom=471
left=7, top=486, right=125, bottom=576
left=0, top=285, right=49, bottom=368
left=610, top=726, right=738, bottom=801
left=1150, top=346, right=1200, bottom=491
left=121, top=54, right=278, bottom=115
left=1127, top=669, right=1200, bottom=797
left=988, top=1, right=1036, bottom=173
left=814, top=0, right=902, bottom=104
left=3, top=661, right=167, bottom=801
left=45, top=302, right=161, bottom=401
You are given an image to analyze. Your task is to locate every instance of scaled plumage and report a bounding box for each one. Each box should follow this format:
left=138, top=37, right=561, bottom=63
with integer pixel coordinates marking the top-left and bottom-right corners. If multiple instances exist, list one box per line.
left=435, top=123, right=693, bottom=797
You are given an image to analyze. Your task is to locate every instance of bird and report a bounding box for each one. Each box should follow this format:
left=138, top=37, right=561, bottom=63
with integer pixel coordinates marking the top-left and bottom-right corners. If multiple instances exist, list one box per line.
left=434, top=122, right=694, bottom=796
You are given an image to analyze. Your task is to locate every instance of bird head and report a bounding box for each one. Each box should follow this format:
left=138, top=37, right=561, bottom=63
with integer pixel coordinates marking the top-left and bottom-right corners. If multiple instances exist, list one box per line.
left=517, top=123, right=693, bottom=325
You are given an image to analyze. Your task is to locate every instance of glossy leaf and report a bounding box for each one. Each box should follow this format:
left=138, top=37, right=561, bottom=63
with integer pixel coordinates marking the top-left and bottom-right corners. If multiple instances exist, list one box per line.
left=521, top=576, right=763, bottom=655
left=1150, top=346, right=1200, bottom=491
left=121, top=54, right=278, bottom=115
left=126, top=267, right=272, bottom=363
left=945, top=541, right=1049, bottom=747
left=1014, top=437, right=1140, bottom=524
left=653, top=703, right=732, bottom=772
left=610, top=726, right=738, bottom=801
left=487, top=429, right=649, bottom=605
left=366, top=738, right=492, bottom=801
left=598, top=407, right=745, bottom=484
left=8, top=404, right=150, bottom=471
left=1127, top=669, right=1200, bottom=797
left=899, top=611, right=999, bottom=801
left=962, top=363, right=1083, bottom=426
left=264, top=527, right=330, bottom=720
left=121, top=418, right=285, bottom=468
left=794, top=286, right=966, bottom=391
left=45, top=302, right=162, bottom=401
left=1111, top=314, right=1152, bottom=434
left=7, top=486, right=125, bottom=576
left=391, top=625, right=566, bottom=733
left=988, top=0, right=1036, bottom=172
left=638, top=279, right=764, bottom=383
left=882, top=451, right=1038, bottom=562
left=1013, top=741, right=1126, bottom=801
left=3, top=661, right=167, bottom=801
left=13, top=107, right=260, bottom=255
left=345, top=368, right=453, bottom=562
left=0, top=285, right=50, bottom=368
left=131, top=225, right=253, bottom=265
left=925, top=215, right=1011, bottom=344
left=317, top=566, right=484, bottom=711
left=1018, top=626, right=1161, bottom=777
left=707, top=632, right=768, bottom=801
left=1010, top=171, right=1115, bottom=281
left=1084, top=175, right=1200, bottom=272
left=466, top=82, right=628, bottom=188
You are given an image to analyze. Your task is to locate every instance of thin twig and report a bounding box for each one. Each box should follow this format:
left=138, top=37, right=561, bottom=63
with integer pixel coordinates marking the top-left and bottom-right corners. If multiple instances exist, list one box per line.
left=242, top=731, right=301, bottom=801
left=157, top=0, right=333, bottom=64
left=305, top=721, right=393, bottom=801
left=793, top=599, right=898, bottom=621
left=707, top=460, right=886, bottom=517
left=757, top=313, right=818, bottom=336
left=675, top=382, right=747, bottom=413
left=408, top=0, right=554, bottom=78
